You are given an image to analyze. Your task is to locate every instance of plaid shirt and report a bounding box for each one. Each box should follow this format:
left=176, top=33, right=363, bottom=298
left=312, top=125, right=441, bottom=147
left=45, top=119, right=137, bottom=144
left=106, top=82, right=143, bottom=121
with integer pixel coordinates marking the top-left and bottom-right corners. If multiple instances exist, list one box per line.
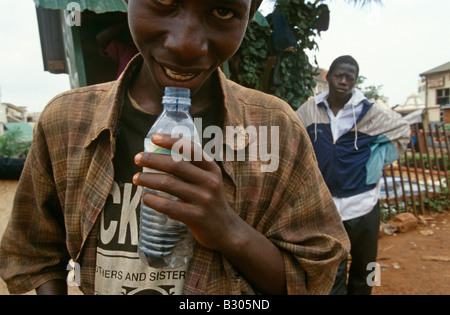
left=0, top=55, right=349, bottom=295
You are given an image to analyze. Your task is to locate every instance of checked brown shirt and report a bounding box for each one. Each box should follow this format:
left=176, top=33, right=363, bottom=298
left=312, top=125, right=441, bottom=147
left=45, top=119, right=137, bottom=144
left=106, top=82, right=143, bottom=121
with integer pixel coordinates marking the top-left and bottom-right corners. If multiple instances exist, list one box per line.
left=0, top=55, right=349, bottom=295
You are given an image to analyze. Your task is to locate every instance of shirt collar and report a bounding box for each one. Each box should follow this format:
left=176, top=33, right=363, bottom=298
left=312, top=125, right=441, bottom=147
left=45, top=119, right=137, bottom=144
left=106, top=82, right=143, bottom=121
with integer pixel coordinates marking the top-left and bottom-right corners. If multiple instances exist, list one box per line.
left=83, top=54, right=143, bottom=148
left=316, top=88, right=366, bottom=110
left=85, top=54, right=249, bottom=152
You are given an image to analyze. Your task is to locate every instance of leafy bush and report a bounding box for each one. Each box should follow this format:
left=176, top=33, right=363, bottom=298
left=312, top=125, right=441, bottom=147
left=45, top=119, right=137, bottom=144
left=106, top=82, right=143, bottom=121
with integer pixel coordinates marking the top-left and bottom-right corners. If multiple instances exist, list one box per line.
left=0, top=128, right=31, bottom=158
left=400, top=154, right=450, bottom=172
left=230, top=0, right=327, bottom=110
left=380, top=189, right=450, bottom=221
left=423, top=189, right=450, bottom=213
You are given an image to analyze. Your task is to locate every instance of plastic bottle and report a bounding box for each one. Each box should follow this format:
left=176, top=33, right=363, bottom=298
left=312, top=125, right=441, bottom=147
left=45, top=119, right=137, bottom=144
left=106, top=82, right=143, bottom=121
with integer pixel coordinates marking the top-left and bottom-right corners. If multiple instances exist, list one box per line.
left=138, top=86, right=200, bottom=268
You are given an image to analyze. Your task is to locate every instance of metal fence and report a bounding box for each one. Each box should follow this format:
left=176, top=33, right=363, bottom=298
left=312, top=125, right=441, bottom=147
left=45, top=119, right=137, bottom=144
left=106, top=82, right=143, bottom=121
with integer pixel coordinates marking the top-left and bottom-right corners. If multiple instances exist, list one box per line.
left=379, top=123, right=450, bottom=220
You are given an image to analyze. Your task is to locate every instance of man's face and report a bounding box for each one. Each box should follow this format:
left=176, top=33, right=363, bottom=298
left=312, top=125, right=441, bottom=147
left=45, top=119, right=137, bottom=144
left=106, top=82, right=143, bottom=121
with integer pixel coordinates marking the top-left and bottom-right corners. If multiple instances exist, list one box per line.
left=127, top=0, right=255, bottom=95
left=327, top=63, right=358, bottom=100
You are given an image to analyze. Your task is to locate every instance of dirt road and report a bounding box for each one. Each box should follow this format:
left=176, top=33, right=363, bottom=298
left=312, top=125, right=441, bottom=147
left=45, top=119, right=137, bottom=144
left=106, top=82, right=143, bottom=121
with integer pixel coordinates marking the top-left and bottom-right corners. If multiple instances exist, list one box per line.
left=372, top=210, right=450, bottom=295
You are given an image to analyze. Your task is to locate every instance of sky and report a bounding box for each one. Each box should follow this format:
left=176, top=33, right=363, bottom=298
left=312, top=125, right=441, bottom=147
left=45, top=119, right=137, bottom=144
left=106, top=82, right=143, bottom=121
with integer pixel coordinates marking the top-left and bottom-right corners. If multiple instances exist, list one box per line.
left=0, top=0, right=449, bottom=113
left=0, top=1, right=71, bottom=113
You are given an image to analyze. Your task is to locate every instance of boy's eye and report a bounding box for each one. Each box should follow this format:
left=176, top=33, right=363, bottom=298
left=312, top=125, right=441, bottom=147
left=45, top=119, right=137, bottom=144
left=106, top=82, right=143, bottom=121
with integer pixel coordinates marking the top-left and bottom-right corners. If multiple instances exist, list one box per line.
left=335, top=74, right=355, bottom=82
left=212, top=8, right=234, bottom=20
left=155, top=0, right=176, bottom=5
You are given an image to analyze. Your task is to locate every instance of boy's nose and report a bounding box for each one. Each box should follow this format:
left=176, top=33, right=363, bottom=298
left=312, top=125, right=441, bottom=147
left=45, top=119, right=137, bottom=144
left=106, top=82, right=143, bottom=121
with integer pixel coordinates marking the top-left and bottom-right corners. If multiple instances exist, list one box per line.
left=164, top=15, right=208, bottom=61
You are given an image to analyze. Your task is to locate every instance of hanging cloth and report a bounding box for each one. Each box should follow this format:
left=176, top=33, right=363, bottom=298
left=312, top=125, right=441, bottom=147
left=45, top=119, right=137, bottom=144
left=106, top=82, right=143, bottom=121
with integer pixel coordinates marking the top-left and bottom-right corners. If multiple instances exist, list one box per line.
left=266, top=11, right=297, bottom=53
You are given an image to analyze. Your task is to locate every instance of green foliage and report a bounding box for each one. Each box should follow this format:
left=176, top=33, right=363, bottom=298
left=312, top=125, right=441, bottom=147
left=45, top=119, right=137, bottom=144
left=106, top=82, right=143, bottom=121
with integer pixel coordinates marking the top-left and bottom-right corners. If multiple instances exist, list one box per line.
left=380, top=188, right=450, bottom=221
left=423, top=189, right=450, bottom=213
left=229, top=0, right=327, bottom=110
left=439, top=124, right=450, bottom=132
left=229, top=0, right=384, bottom=109
left=357, top=75, right=385, bottom=100
left=399, top=154, right=450, bottom=172
left=229, top=17, right=271, bottom=93
left=0, top=128, right=31, bottom=158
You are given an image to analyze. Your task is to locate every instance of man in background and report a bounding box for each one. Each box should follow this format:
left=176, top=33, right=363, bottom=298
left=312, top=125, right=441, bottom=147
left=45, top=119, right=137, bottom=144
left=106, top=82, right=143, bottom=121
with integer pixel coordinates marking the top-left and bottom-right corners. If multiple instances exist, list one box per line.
left=297, top=55, right=410, bottom=295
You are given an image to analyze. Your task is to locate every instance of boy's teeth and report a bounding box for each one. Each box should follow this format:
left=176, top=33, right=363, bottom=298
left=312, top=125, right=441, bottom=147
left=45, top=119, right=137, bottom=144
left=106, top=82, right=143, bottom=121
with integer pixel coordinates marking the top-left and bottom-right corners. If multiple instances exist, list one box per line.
left=165, top=67, right=195, bottom=81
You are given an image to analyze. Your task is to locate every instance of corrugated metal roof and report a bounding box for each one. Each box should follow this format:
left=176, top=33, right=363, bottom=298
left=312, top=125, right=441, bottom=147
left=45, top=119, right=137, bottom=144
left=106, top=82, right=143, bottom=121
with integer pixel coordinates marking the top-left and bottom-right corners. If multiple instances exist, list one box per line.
left=33, top=0, right=128, bottom=13
left=33, top=1, right=267, bottom=23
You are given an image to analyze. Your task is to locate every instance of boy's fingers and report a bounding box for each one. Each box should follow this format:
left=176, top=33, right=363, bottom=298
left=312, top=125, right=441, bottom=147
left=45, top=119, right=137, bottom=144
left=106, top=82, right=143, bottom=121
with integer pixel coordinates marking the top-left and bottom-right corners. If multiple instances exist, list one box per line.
left=150, top=133, right=216, bottom=170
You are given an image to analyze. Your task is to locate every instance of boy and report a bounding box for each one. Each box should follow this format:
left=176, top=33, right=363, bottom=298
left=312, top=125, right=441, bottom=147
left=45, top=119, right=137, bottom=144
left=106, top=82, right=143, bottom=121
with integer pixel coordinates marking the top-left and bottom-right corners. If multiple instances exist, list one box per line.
left=0, top=0, right=349, bottom=295
left=296, top=55, right=410, bottom=294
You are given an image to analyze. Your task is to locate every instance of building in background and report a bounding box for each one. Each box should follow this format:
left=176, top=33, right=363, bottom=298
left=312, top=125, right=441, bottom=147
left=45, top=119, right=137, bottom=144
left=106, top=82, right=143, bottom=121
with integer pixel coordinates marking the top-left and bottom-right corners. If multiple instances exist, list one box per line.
left=34, top=0, right=130, bottom=89
left=0, top=102, right=39, bottom=135
left=0, top=103, right=27, bottom=136
left=313, top=68, right=328, bottom=96
left=419, top=61, right=450, bottom=124
left=394, top=93, right=425, bottom=115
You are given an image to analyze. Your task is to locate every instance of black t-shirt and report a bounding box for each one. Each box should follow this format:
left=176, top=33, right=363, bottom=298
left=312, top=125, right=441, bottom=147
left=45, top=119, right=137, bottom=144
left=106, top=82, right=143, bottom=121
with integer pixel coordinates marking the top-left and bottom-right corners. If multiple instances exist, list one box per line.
left=95, top=91, right=221, bottom=295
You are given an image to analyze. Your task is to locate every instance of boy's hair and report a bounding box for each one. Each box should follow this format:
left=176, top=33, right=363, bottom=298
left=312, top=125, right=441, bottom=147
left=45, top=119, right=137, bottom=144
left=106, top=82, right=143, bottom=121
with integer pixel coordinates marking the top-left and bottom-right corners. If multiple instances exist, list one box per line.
left=328, top=55, right=359, bottom=77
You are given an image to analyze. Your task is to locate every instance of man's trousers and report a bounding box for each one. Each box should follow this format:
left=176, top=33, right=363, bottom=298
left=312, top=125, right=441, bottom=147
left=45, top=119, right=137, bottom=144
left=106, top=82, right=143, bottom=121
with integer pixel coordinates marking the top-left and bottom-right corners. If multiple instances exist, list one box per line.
left=330, top=202, right=380, bottom=295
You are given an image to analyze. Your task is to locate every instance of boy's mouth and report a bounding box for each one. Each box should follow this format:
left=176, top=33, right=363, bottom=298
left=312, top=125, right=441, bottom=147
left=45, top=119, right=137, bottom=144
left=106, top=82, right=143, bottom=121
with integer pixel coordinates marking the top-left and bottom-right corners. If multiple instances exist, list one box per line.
left=164, top=67, right=196, bottom=81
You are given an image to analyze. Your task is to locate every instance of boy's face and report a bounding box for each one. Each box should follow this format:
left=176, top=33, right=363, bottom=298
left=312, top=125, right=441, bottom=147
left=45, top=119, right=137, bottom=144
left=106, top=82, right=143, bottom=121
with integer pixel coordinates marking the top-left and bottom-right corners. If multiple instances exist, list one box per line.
left=127, top=0, right=258, bottom=95
left=327, top=63, right=358, bottom=100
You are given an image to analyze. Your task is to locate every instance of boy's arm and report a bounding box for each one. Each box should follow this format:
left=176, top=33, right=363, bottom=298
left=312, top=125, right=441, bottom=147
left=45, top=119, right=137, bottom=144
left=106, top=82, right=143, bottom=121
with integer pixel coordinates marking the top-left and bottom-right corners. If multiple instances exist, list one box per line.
left=36, top=280, right=68, bottom=295
left=0, top=121, right=69, bottom=294
left=365, top=105, right=411, bottom=184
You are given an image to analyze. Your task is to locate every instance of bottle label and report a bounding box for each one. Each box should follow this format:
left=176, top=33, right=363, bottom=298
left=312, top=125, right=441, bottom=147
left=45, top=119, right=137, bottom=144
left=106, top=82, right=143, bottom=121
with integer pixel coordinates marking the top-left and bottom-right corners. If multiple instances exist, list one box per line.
left=145, top=140, right=171, bottom=155
left=143, top=139, right=184, bottom=173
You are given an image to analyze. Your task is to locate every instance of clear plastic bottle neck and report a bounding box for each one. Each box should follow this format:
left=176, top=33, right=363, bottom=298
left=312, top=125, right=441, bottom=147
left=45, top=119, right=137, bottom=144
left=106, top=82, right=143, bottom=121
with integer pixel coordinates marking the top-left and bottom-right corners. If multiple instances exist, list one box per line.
left=162, top=87, right=191, bottom=111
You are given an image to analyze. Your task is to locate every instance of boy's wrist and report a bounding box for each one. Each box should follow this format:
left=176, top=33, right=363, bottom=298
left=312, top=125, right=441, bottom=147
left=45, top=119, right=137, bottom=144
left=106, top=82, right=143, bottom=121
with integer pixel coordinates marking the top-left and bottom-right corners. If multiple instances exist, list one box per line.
left=36, top=280, right=68, bottom=295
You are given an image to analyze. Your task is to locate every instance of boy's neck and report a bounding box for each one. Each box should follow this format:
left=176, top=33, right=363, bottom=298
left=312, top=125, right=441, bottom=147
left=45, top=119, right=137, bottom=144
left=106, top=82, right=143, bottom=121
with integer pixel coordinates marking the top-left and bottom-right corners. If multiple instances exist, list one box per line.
left=327, top=93, right=352, bottom=116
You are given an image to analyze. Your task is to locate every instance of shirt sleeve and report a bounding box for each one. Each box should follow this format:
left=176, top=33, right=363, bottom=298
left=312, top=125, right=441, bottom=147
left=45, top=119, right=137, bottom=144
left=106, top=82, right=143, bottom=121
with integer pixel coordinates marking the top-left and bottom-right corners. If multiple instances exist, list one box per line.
left=0, top=120, right=70, bottom=294
left=265, top=112, right=350, bottom=295
left=365, top=105, right=411, bottom=185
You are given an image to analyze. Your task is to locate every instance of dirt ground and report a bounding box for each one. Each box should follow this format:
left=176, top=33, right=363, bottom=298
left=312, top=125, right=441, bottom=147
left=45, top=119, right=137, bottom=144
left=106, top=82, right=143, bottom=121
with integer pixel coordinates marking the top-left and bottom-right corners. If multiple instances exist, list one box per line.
left=0, top=179, right=449, bottom=295
left=372, top=210, right=450, bottom=295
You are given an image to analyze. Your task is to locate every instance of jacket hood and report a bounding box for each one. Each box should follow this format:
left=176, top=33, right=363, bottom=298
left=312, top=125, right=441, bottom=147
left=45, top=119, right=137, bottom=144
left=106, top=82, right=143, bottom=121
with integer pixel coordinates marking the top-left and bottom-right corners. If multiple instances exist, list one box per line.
left=315, top=88, right=367, bottom=109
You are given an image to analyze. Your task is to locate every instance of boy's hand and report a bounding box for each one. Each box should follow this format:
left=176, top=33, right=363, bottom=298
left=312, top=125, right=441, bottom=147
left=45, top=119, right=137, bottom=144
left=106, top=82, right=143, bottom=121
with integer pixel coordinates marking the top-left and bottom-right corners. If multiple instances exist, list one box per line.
left=133, top=133, right=242, bottom=253
left=133, top=133, right=286, bottom=294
